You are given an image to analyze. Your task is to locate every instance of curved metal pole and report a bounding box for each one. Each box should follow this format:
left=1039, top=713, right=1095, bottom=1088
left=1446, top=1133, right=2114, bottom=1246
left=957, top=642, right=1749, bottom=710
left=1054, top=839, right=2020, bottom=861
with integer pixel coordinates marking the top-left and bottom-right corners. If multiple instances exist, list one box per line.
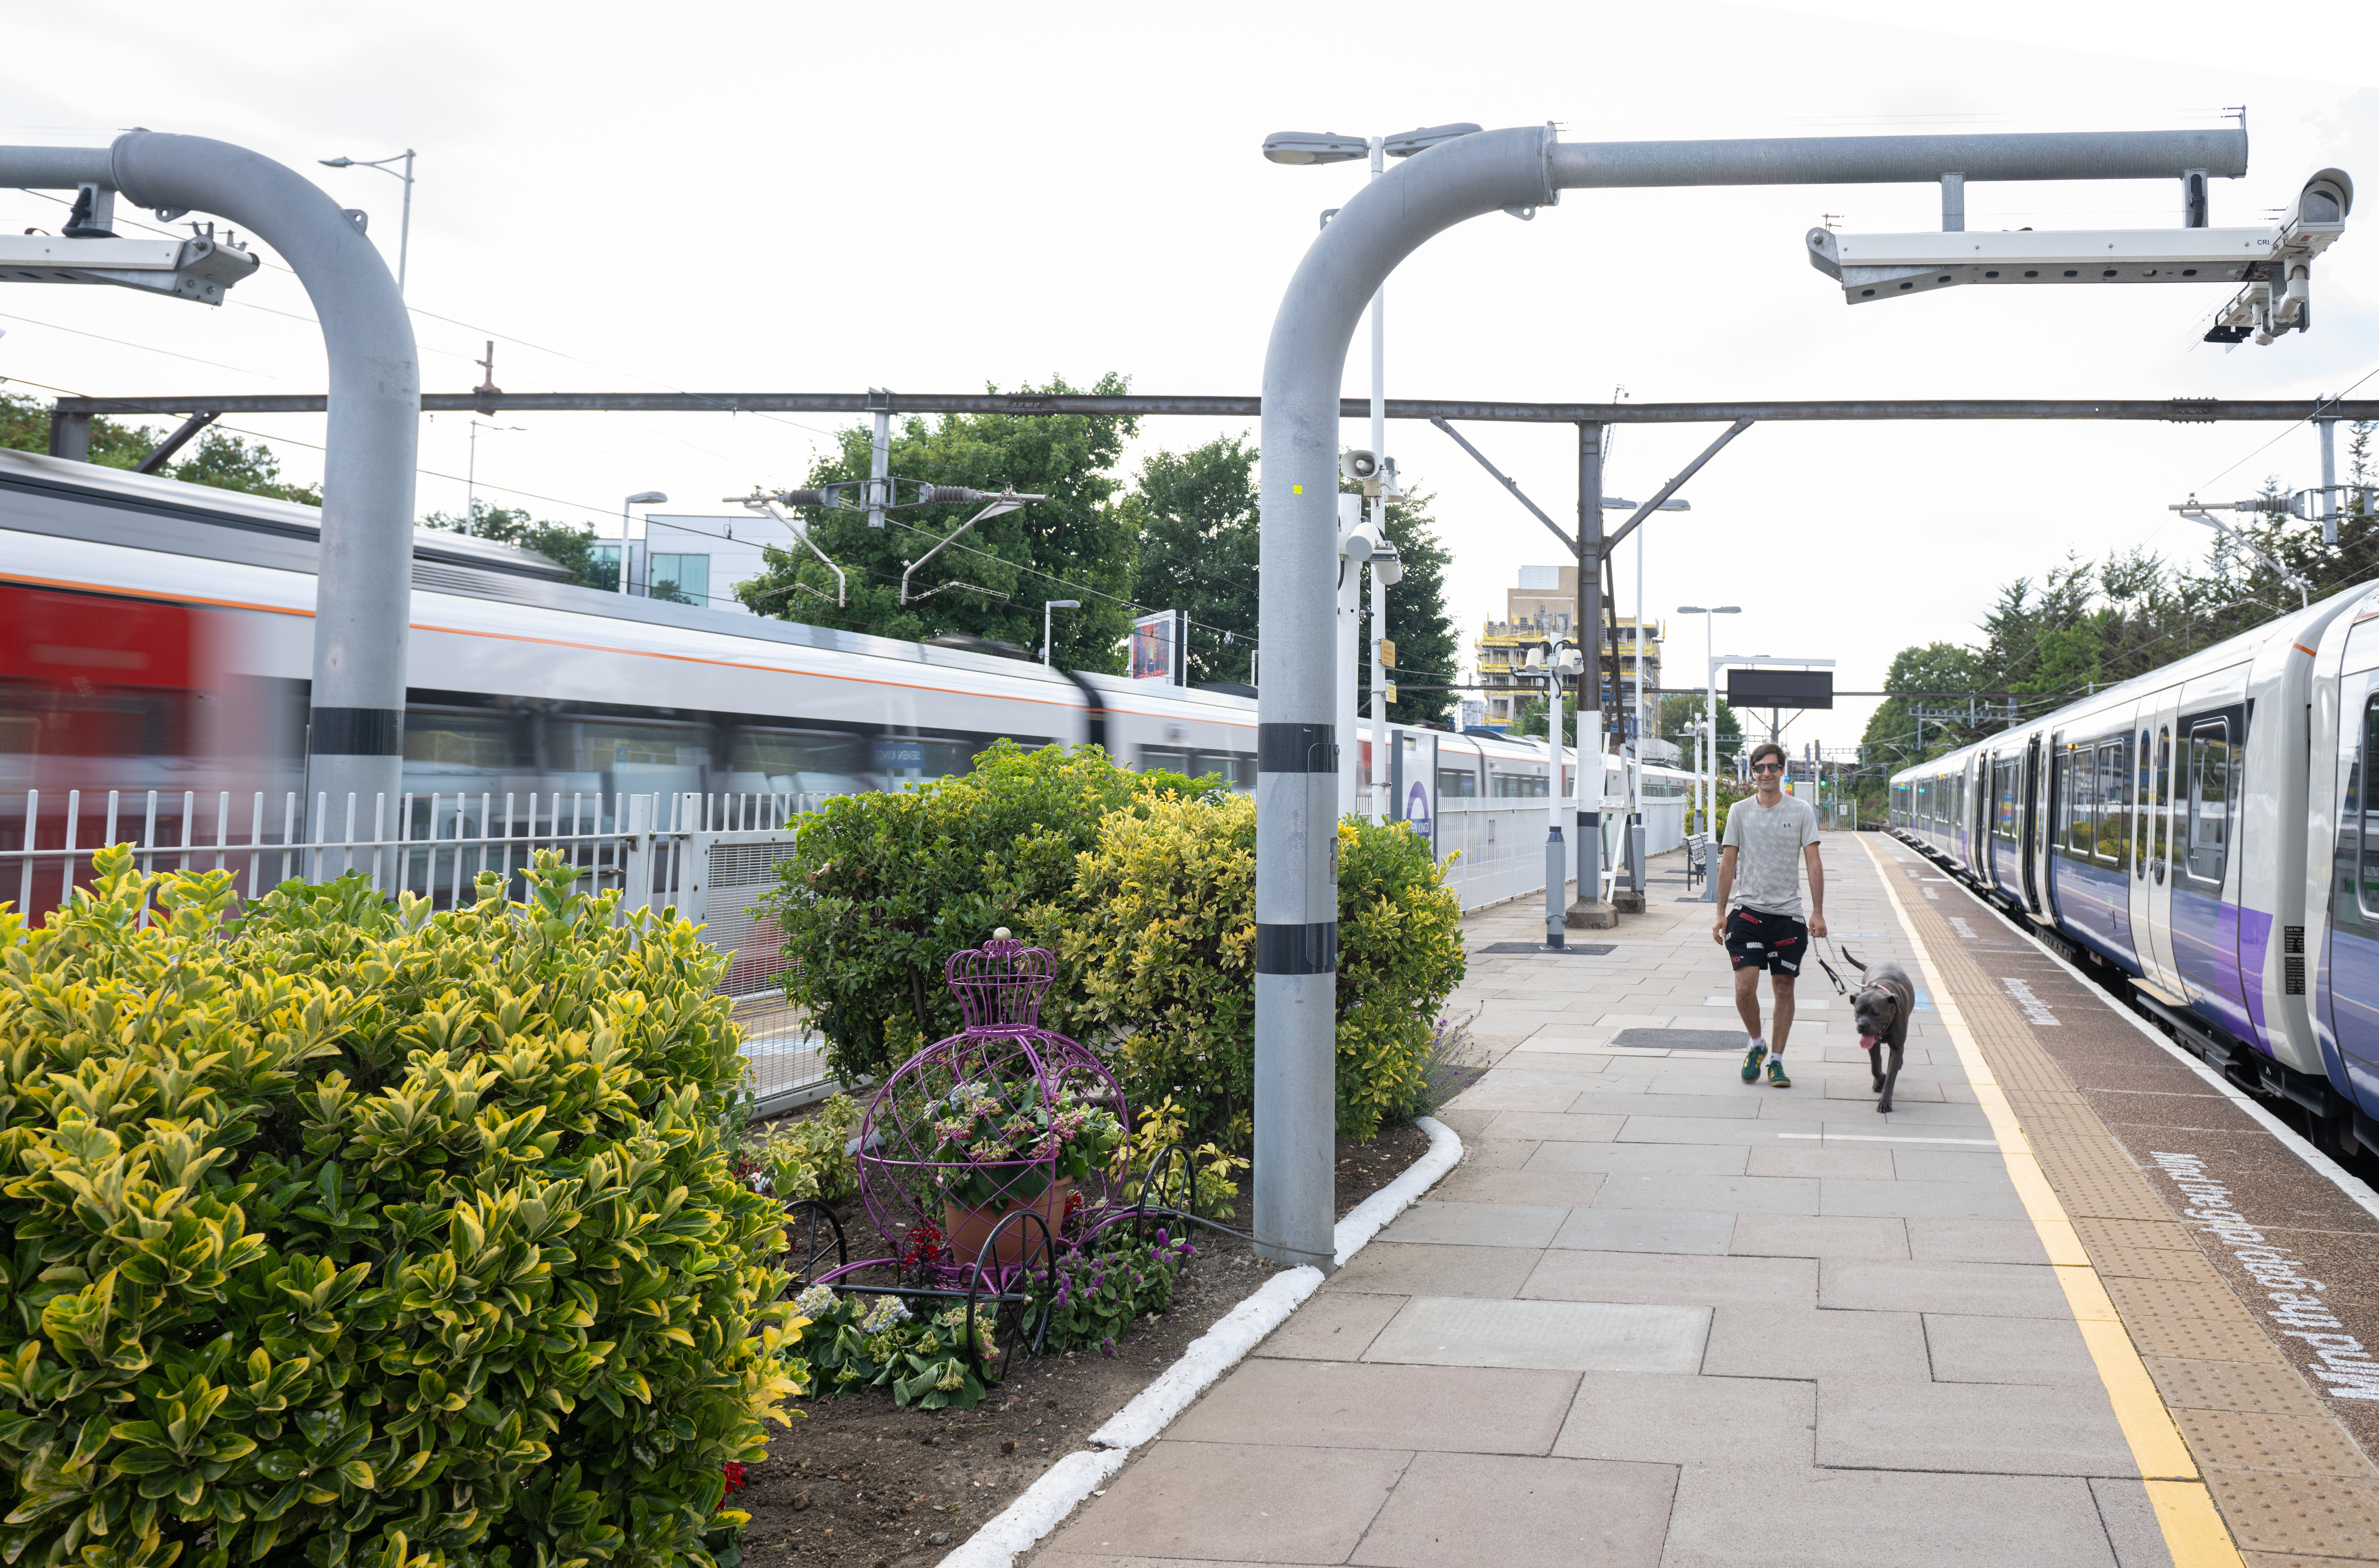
left=114, top=134, right=419, bottom=843
left=1255, top=126, right=1557, bottom=1269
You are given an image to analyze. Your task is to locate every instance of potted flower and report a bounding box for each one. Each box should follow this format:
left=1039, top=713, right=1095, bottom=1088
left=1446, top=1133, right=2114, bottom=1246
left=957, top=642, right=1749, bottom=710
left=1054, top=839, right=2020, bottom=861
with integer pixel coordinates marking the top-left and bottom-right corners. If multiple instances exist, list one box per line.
left=929, top=1069, right=1124, bottom=1265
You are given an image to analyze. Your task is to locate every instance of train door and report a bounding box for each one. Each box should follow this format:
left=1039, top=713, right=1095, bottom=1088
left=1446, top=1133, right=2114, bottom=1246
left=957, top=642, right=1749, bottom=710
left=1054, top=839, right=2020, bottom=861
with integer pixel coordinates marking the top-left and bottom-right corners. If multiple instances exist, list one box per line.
left=1976, top=750, right=2000, bottom=895
left=2138, top=694, right=2184, bottom=1001
left=2043, top=730, right=2068, bottom=926
left=2021, top=733, right=2043, bottom=913
left=2173, top=699, right=2251, bottom=1043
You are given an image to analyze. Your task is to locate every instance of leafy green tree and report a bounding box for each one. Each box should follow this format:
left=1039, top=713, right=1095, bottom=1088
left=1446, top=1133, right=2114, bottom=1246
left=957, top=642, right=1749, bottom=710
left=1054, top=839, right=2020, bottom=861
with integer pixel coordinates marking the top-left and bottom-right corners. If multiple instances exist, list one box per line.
left=1128, top=435, right=1260, bottom=684
left=0, top=390, right=154, bottom=467
left=737, top=375, right=1140, bottom=670
left=423, top=503, right=607, bottom=586
left=1362, top=481, right=1460, bottom=727
left=165, top=427, right=323, bottom=505
left=1860, top=642, right=1983, bottom=768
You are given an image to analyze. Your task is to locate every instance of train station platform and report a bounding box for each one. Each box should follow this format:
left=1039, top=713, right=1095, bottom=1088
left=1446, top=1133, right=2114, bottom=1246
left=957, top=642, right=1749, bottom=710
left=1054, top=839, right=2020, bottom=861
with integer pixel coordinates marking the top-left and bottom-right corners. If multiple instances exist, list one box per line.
left=1027, top=833, right=2379, bottom=1568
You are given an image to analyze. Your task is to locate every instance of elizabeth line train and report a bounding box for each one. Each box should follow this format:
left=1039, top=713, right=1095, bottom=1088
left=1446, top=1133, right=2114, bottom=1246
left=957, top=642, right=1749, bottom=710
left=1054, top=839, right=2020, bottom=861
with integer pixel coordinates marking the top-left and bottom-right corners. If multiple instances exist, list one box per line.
left=0, top=448, right=1694, bottom=905
left=1888, top=573, right=2379, bottom=1159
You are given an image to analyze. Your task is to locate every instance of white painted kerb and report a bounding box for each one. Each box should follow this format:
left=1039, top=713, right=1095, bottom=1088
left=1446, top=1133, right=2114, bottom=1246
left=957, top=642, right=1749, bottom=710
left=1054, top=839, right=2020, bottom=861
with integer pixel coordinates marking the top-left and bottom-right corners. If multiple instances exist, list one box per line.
left=935, top=1114, right=1464, bottom=1568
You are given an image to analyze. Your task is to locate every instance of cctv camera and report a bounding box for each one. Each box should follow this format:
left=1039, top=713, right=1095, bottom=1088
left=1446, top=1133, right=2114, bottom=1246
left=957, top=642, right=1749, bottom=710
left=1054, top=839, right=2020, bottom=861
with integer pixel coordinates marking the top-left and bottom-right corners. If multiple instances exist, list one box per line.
left=1342, top=449, right=1378, bottom=483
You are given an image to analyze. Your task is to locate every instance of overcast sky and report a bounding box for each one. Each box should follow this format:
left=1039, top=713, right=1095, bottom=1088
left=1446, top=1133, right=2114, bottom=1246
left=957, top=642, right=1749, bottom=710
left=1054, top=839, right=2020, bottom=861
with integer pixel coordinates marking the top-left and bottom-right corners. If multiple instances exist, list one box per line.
left=5, top=1, right=2376, bottom=755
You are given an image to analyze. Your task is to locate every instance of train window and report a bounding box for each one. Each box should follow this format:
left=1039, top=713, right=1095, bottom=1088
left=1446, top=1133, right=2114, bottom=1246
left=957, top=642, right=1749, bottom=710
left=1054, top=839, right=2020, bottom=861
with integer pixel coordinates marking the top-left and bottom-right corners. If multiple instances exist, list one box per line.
left=1437, top=766, right=1480, bottom=798
left=2136, top=729, right=2152, bottom=879
left=2054, top=747, right=2085, bottom=856
left=404, top=713, right=513, bottom=771
left=2096, top=740, right=2129, bottom=866
left=2184, top=720, right=2234, bottom=884
left=1992, top=760, right=2018, bottom=841
left=1139, top=745, right=1191, bottom=775
left=2360, top=698, right=2379, bottom=919
left=1186, top=750, right=1255, bottom=789
left=731, top=729, right=871, bottom=786
left=1491, top=768, right=1548, bottom=798
left=2154, top=727, right=2171, bottom=878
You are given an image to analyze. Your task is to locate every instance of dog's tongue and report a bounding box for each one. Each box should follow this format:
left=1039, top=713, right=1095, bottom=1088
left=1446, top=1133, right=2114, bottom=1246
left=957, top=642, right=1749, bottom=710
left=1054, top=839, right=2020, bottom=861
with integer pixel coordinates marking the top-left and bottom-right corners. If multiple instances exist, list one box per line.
left=1858, top=1033, right=1879, bottom=1052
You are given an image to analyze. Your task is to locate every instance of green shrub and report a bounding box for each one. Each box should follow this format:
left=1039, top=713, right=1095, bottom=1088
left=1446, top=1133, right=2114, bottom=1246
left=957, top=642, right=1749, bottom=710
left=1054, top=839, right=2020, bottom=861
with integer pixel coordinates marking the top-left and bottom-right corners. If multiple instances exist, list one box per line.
left=762, top=741, right=1222, bottom=1088
left=1057, top=795, right=1466, bottom=1145
left=0, top=848, right=802, bottom=1568
left=744, top=1094, right=862, bottom=1206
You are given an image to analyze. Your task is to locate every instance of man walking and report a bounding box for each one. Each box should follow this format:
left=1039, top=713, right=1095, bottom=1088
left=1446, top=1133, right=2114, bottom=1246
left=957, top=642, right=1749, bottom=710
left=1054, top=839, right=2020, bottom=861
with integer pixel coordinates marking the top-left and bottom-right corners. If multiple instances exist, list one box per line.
left=1712, top=740, right=1826, bottom=1088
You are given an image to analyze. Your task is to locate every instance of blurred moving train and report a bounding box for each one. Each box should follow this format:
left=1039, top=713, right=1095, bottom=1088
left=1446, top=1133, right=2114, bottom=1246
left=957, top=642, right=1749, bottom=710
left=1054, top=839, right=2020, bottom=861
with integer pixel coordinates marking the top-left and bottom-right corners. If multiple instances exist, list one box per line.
left=1888, top=576, right=2379, bottom=1159
left=1, top=448, right=1696, bottom=907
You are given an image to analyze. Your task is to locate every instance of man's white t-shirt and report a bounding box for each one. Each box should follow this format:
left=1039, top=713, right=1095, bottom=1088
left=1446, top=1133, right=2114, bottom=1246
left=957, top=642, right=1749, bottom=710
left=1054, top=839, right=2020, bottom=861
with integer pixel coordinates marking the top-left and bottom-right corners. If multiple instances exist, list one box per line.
left=1723, top=791, right=1820, bottom=917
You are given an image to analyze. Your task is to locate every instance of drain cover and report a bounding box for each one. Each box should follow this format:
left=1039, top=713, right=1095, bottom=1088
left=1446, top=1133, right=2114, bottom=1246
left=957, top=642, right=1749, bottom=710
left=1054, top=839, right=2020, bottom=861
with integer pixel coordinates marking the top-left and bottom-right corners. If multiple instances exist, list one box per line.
left=1478, top=942, right=1617, bottom=956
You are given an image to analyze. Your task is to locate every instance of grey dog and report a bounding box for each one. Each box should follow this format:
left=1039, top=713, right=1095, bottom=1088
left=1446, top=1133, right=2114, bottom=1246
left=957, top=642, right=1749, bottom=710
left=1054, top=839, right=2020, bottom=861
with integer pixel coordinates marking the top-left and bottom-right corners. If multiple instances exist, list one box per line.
left=1846, top=952, right=1916, bottom=1113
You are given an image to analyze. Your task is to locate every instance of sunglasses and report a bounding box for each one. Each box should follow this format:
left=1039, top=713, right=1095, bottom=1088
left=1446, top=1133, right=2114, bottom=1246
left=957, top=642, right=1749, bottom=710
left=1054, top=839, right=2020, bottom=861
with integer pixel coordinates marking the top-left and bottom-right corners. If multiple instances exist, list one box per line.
left=1751, top=763, right=1784, bottom=773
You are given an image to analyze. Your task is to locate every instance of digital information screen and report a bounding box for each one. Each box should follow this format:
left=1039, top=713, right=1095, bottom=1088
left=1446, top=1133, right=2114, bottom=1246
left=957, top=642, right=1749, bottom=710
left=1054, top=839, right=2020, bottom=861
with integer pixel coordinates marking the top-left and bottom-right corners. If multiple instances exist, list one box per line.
left=1726, top=669, right=1833, bottom=710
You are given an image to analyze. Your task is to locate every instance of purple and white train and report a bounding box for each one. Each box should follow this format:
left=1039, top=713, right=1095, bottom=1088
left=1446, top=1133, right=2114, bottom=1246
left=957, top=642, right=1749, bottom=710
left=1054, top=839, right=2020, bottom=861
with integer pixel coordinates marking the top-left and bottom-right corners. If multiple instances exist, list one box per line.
left=1888, top=580, right=2379, bottom=1157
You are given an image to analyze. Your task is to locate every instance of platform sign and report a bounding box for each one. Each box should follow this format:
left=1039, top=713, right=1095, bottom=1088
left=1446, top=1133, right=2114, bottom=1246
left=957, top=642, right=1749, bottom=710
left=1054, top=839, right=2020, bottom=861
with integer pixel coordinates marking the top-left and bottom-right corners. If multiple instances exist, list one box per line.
left=1130, top=610, right=1185, bottom=685
left=1727, top=668, right=1833, bottom=710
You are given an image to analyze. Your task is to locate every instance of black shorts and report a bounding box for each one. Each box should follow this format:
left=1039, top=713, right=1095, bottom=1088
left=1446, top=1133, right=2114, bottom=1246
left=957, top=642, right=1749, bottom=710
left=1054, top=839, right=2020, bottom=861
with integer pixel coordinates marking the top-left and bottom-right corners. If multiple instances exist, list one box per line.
left=1726, top=908, right=1807, bottom=975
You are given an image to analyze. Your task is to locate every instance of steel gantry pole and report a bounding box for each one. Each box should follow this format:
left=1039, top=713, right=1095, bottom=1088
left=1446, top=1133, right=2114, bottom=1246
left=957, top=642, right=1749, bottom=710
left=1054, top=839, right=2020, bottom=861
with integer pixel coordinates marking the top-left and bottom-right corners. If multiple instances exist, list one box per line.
left=1253, top=120, right=2257, bottom=1269
left=1573, top=422, right=1611, bottom=927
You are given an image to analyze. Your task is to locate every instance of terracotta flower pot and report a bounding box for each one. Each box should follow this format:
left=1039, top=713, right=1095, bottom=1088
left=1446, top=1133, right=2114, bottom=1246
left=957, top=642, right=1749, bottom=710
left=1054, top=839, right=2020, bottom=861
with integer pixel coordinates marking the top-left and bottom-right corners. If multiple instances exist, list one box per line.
left=943, top=1178, right=1072, bottom=1267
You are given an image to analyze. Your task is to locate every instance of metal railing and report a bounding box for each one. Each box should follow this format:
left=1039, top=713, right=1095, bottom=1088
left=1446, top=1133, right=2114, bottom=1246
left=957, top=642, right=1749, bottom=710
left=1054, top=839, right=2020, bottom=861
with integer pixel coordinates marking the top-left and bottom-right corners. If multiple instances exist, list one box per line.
left=5, top=785, right=833, bottom=1106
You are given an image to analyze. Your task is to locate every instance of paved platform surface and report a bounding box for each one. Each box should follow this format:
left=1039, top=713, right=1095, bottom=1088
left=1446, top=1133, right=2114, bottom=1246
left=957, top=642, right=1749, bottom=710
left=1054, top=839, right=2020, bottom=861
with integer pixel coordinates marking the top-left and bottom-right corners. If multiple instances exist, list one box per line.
left=1026, top=834, right=2379, bottom=1568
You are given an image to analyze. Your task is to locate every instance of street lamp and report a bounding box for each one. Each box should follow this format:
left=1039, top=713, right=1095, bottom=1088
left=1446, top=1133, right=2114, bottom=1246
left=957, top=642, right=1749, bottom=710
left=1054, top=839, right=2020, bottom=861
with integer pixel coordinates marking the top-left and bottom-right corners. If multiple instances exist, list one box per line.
left=318, top=150, right=415, bottom=295
left=463, top=420, right=524, bottom=533
left=1043, top=600, right=1081, bottom=666
left=1368, top=542, right=1402, bottom=823
left=620, top=490, right=667, bottom=595
left=1677, top=605, right=1740, bottom=840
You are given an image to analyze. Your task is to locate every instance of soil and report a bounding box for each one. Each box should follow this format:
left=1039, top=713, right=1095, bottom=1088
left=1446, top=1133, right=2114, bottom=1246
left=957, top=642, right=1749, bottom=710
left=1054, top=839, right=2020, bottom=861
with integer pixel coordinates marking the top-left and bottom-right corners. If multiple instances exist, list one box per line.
left=733, top=1120, right=1433, bottom=1566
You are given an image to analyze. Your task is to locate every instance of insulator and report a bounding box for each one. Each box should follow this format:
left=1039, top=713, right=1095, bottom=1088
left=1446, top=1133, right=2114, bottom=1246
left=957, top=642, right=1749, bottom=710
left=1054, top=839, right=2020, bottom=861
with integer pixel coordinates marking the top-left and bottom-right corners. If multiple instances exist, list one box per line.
left=925, top=486, right=980, bottom=505
left=778, top=489, right=828, bottom=507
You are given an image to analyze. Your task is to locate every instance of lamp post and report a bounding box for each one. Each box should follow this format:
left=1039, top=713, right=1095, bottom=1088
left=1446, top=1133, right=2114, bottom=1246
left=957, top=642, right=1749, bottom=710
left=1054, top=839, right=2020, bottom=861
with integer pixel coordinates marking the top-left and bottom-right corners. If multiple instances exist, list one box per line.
left=462, top=419, right=523, bottom=533
left=619, top=490, right=667, bottom=595
left=1677, top=606, right=1740, bottom=841
left=1043, top=599, right=1081, bottom=665
left=317, top=150, right=415, bottom=296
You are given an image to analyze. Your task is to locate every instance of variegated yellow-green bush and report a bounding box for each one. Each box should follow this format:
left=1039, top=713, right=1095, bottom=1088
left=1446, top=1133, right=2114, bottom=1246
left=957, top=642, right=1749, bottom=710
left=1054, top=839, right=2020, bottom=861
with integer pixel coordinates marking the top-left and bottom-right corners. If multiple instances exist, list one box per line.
left=1056, top=794, right=1465, bottom=1146
left=0, top=848, right=803, bottom=1568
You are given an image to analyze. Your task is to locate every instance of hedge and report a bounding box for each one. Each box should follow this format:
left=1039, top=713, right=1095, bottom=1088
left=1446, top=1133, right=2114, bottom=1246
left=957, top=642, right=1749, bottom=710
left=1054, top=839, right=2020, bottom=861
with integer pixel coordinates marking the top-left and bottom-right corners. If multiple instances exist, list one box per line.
left=766, top=747, right=1466, bottom=1148
left=761, top=741, right=1221, bottom=1088
left=0, top=849, right=801, bottom=1568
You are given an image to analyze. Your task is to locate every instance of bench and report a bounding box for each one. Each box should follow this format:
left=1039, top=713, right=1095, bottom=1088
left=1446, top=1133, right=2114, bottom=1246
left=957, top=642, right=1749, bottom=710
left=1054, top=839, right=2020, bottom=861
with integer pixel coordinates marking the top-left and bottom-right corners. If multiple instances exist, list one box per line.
left=1683, top=832, right=1712, bottom=892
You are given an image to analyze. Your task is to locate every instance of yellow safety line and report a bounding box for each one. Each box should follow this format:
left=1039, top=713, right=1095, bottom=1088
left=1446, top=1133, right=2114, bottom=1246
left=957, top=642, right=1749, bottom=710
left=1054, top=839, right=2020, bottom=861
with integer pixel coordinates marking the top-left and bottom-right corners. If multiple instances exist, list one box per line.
left=1855, top=834, right=2242, bottom=1568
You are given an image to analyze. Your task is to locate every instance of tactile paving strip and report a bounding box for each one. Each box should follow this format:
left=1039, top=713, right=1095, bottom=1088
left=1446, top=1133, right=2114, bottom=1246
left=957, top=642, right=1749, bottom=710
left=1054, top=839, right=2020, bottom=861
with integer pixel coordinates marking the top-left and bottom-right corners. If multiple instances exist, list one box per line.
left=2146, top=1358, right=2336, bottom=1416
left=2076, top=1216, right=2200, bottom=1253
left=2205, top=1473, right=2379, bottom=1557
left=2175, top=1410, right=2379, bottom=1479
left=2029, top=1159, right=2175, bottom=1222
left=2116, top=1311, right=2293, bottom=1366
left=2085, top=1243, right=2228, bottom=1284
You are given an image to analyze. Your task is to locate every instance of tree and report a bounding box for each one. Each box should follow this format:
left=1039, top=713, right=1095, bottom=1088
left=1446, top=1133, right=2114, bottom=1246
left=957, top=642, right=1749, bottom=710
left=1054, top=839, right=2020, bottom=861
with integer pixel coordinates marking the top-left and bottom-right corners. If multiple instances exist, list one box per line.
left=2, top=391, right=319, bottom=503
left=422, top=504, right=606, bottom=586
left=1860, top=642, right=1983, bottom=768
left=1128, top=435, right=1260, bottom=684
left=1363, top=481, right=1460, bottom=727
left=736, top=375, right=1140, bottom=671
left=1659, top=692, right=1742, bottom=764
left=1124, top=438, right=1460, bottom=721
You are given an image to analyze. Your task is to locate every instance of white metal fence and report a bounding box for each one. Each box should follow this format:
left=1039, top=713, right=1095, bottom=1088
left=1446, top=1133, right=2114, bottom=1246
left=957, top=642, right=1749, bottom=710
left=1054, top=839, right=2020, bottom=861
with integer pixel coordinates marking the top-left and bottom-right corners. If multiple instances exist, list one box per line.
left=4, top=786, right=830, bottom=1109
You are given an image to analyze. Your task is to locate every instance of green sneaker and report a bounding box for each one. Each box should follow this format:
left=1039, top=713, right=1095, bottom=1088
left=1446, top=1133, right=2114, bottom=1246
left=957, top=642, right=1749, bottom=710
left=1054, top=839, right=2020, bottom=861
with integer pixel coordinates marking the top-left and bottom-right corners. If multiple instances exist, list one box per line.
left=1740, top=1042, right=1767, bottom=1082
left=1767, top=1058, right=1792, bottom=1089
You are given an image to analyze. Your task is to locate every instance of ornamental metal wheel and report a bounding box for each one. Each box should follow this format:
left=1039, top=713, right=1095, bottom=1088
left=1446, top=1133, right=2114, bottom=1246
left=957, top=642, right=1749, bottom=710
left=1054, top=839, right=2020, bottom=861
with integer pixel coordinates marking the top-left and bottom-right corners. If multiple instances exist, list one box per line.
left=961, top=1207, right=1056, bottom=1383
